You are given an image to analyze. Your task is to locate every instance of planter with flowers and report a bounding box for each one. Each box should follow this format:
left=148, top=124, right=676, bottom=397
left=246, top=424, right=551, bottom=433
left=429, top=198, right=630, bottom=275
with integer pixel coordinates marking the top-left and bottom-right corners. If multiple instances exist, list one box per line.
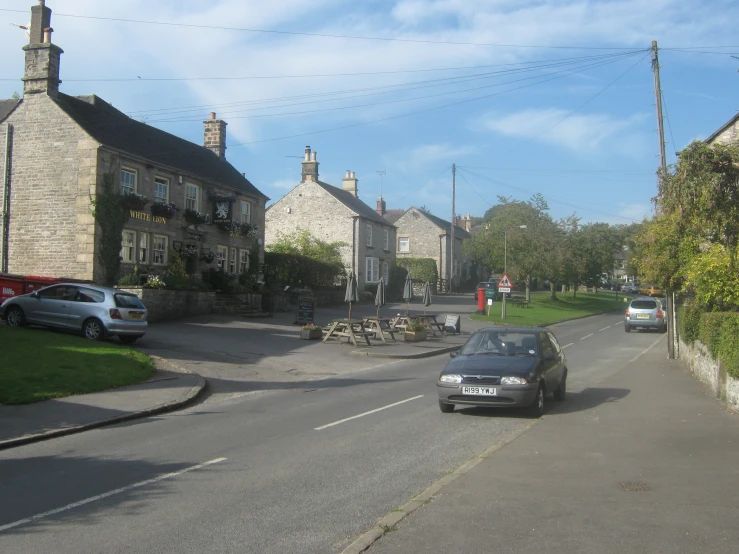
left=150, top=202, right=179, bottom=219
left=120, top=192, right=149, bottom=210
left=404, top=320, right=427, bottom=342
left=199, top=250, right=216, bottom=264
left=180, top=244, right=199, bottom=260
left=184, top=209, right=209, bottom=225
left=300, top=323, right=323, bottom=340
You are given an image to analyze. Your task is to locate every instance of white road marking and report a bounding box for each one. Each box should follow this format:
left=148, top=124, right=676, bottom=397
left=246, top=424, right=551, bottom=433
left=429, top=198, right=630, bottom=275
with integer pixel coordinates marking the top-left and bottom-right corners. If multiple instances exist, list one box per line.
left=599, top=326, right=611, bottom=332
left=562, top=343, right=574, bottom=349
left=0, top=457, right=227, bottom=533
left=629, top=336, right=665, bottom=363
left=580, top=334, right=594, bottom=340
left=315, top=395, right=424, bottom=430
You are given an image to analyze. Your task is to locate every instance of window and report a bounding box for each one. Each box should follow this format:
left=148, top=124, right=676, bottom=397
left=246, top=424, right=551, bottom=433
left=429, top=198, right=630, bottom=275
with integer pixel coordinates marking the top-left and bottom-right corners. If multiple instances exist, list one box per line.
left=229, top=247, right=237, bottom=274
left=154, top=177, right=169, bottom=204
left=153, top=235, right=168, bottom=265
left=366, top=224, right=373, bottom=247
left=121, top=168, right=136, bottom=195
left=398, top=237, right=410, bottom=252
left=240, top=201, right=251, bottom=225
left=365, top=257, right=380, bottom=283
left=382, top=262, right=389, bottom=284
left=74, top=288, right=105, bottom=303
left=240, top=249, right=249, bottom=274
left=121, top=230, right=135, bottom=262
left=217, top=245, right=227, bottom=270
left=139, top=233, right=149, bottom=264
left=114, top=293, right=146, bottom=309
left=185, top=184, right=199, bottom=211
left=38, top=285, right=77, bottom=300
left=383, top=229, right=389, bottom=250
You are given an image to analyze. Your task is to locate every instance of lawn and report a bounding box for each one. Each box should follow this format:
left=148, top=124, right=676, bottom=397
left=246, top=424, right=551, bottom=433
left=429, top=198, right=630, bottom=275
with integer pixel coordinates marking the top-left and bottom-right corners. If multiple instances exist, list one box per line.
left=470, top=291, right=628, bottom=327
left=0, top=326, right=154, bottom=405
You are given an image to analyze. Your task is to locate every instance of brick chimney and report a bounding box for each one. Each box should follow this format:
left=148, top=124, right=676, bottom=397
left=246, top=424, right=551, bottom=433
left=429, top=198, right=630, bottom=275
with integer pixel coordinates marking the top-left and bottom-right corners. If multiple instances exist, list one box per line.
left=203, top=112, right=227, bottom=160
left=455, top=214, right=472, bottom=232
left=301, top=146, right=319, bottom=181
left=342, top=171, right=358, bottom=197
left=376, top=196, right=386, bottom=216
left=22, top=1, right=63, bottom=98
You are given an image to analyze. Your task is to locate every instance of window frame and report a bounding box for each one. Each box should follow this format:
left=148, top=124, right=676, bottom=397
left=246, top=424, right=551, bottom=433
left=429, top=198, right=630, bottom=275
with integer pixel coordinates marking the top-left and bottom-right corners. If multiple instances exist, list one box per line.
left=185, top=183, right=200, bottom=212
left=240, top=201, right=251, bottom=225
left=365, top=256, right=380, bottom=284
left=154, top=177, right=169, bottom=204
left=120, top=168, right=137, bottom=195
left=217, top=245, right=228, bottom=270
left=398, top=236, right=410, bottom=253
left=153, top=234, right=168, bottom=265
left=383, top=229, right=389, bottom=251
left=382, top=262, right=389, bottom=284
left=139, top=232, right=149, bottom=264
left=366, top=224, right=373, bottom=247
left=121, top=230, right=136, bottom=263
left=229, top=247, right=237, bottom=274
left=239, top=249, right=249, bottom=274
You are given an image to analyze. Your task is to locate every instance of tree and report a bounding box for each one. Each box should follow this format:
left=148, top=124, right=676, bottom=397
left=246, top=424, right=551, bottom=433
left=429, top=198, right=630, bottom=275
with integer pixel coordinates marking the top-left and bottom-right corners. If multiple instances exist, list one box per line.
left=267, top=230, right=346, bottom=271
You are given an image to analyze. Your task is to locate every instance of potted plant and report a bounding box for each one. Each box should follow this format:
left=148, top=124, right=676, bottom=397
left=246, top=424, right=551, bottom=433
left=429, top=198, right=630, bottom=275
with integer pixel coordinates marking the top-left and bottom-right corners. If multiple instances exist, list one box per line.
left=404, top=320, right=427, bottom=342
left=300, top=323, right=323, bottom=340
left=150, top=202, right=179, bottom=219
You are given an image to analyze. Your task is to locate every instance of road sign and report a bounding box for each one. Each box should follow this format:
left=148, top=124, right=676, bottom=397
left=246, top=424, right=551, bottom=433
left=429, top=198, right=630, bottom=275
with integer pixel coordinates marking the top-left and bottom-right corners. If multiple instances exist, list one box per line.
left=498, top=287, right=511, bottom=293
left=498, top=273, right=514, bottom=288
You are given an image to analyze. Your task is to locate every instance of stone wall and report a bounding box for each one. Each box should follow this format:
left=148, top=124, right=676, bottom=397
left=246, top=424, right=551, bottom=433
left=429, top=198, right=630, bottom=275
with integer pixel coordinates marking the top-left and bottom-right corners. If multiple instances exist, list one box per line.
left=120, top=288, right=262, bottom=322
left=679, top=338, right=739, bottom=412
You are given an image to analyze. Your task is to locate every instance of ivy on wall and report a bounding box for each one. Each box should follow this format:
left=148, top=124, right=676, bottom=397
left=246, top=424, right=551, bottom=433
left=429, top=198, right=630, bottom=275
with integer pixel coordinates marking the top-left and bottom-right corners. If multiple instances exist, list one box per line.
left=90, top=172, right=132, bottom=286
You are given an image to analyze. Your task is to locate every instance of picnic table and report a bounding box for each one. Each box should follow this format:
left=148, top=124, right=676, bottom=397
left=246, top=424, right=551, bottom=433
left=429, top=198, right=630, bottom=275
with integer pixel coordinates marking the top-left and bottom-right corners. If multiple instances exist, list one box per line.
left=361, top=316, right=397, bottom=343
left=322, top=318, right=373, bottom=347
left=391, top=314, right=445, bottom=336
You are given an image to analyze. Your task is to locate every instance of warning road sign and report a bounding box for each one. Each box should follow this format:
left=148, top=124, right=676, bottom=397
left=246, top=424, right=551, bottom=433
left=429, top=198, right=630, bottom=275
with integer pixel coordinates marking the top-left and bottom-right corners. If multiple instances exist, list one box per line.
left=498, top=273, right=514, bottom=288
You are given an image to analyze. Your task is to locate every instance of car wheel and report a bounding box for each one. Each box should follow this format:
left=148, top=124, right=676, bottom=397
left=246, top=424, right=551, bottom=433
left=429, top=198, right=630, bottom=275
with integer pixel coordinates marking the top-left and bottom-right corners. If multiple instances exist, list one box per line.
left=119, top=335, right=141, bottom=344
left=5, top=306, right=25, bottom=327
left=527, top=384, right=545, bottom=418
left=82, top=318, right=106, bottom=341
left=438, top=399, right=454, bottom=413
left=624, top=324, right=631, bottom=333
left=553, top=371, right=567, bottom=401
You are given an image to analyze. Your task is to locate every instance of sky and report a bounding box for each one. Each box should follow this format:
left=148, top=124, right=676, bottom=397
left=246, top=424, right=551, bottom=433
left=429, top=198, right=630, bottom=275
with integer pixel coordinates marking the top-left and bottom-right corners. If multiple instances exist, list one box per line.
left=1, top=0, right=737, bottom=226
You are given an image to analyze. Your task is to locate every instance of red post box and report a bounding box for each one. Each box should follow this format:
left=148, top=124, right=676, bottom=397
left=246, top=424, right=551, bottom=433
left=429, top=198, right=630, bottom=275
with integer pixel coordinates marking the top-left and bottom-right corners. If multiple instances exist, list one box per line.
left=477, top=287, right=486, bottom=313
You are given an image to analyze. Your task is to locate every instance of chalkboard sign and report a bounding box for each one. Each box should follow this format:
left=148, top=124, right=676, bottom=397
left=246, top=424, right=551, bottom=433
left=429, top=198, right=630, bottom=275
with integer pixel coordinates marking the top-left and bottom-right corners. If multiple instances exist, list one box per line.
left=444, top=314, right=460, bottom=334
left=296, top=297, right=316, bottom=325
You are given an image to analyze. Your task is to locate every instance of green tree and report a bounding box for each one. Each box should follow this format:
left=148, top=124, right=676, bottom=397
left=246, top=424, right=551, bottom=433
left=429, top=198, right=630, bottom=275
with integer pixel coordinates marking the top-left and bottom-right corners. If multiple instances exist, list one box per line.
left=267, top=229, right=346, bottom=271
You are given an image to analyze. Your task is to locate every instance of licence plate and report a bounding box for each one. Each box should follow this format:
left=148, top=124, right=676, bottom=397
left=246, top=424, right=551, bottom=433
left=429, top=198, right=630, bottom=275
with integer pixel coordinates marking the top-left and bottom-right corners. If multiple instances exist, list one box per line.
left=462, top=386, right=497, bottom=396
left=128, top=312, right=144, bottom=320
left=636, top=314, right=650, bottom=319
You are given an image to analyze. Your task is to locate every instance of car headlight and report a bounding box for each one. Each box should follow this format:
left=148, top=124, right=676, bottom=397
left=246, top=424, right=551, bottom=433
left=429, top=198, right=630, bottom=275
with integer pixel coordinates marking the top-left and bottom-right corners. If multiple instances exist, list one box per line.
left=439, top=374, right=462, bottom=384
left=501, top=376, right=527, bottom=385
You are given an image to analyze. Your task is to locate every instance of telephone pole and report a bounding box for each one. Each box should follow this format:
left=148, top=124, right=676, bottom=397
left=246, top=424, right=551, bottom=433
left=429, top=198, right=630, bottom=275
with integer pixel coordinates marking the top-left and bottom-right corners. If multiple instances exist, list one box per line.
left=652, top=40, right=675, bottom=360
left=450, top=164, right=456, bottom=294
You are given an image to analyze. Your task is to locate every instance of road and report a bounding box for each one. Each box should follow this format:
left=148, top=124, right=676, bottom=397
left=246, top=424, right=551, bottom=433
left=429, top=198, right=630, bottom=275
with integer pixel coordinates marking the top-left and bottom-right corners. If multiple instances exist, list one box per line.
left=0, top=310, right=658, bottom=553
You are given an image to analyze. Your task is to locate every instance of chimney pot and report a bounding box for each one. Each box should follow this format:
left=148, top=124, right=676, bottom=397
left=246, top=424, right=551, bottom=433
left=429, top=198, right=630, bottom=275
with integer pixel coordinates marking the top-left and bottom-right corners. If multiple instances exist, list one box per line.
left=311, top=152, right=317, bottom=161
left=210, top=112, right=216, bottom=120
left=43, top=27, right=52, bottom=44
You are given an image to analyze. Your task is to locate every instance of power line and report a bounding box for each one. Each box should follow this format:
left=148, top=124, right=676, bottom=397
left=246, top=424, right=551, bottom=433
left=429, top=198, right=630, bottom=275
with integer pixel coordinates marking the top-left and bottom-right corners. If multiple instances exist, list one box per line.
left=455, top=166, right=654, bottom=173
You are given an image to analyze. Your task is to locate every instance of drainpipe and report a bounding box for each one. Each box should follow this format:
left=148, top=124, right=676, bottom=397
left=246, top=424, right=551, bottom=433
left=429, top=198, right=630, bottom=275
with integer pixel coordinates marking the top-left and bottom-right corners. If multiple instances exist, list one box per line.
left=1, top=124, right=12, bottom=273
left=351, top=216, right=358, bottom=277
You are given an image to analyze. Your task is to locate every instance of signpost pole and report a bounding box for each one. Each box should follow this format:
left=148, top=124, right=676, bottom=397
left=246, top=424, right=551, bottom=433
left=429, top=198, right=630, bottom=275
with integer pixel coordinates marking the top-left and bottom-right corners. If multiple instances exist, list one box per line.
left=502, top=293, right=506, bottom=319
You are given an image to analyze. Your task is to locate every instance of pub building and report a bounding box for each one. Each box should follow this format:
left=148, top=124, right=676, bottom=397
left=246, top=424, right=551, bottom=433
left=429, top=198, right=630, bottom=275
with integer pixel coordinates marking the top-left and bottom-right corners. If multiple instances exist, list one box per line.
left=0, top=1, right=268, bottom=282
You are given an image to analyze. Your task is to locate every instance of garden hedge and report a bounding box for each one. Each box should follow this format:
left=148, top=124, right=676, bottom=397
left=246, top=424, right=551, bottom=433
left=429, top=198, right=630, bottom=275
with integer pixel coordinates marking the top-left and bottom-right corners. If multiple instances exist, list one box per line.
left=679, top=303, right=739, bottom=379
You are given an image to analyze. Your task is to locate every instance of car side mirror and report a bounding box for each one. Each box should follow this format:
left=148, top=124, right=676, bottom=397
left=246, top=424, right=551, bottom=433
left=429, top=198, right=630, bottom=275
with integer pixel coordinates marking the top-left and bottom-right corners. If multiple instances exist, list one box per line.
left=449, top=351, right=458, bottom=359
left=30, top=292, right=39, bottom=299
left=544, top=354, right=556, bottom=361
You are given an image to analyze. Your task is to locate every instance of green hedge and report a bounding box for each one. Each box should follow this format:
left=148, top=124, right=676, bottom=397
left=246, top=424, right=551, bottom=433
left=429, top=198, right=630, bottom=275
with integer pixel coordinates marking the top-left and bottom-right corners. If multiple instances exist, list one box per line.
left=681, top=306, right=739, bottom=379
left=386, top=264, right=408, bottom=301
left=264, top=252, right=343, bottom=288
left=396, top=258, right=438, bottom=285
left=678, top=302, right=702, bottom=343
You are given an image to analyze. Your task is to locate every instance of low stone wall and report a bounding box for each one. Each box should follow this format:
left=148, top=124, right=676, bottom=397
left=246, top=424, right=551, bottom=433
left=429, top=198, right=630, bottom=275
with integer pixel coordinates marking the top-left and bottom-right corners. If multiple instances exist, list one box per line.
left=120, top=288, right=261, bottom=322
left=679, top=338, right=739, bottom=412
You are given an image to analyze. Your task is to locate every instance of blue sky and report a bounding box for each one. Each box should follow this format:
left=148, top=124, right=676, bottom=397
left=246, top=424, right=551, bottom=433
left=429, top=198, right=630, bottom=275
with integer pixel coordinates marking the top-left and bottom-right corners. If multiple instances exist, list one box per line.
left=1, top=0, right=737, bottom=225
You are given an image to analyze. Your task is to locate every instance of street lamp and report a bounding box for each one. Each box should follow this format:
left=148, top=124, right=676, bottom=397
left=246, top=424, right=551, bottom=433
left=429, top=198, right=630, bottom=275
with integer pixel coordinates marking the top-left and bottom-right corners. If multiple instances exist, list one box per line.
left=504, top=225, right=527, bottom=275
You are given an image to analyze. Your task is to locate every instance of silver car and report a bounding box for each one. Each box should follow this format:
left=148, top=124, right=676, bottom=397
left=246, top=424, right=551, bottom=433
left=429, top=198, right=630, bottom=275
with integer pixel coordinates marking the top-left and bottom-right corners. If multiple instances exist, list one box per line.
left=624, top=297, right=666, bottom=333
left=1, top=283, right=148, bottom=343
left=621, top=283, right=639, bottom=294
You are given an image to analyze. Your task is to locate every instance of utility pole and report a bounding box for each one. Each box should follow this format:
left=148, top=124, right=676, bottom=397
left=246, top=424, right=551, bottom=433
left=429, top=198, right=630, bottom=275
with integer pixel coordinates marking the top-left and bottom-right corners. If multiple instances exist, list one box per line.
left=376, top=170, right=386, bottom=198
left=652, top=40, right=675, bottom=360
left=450, top=164, right=456, bottom=294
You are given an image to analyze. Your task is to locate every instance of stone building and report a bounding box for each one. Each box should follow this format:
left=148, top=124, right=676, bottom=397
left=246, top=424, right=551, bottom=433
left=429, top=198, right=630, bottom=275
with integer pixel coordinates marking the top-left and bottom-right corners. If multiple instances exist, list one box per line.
left=265, top=147, right=396, bottom=290
left=388, top=207, right=471, bottom=291
left=706, top=113, right=739, bottom=146
left=0, top=1, right=267, bottom=282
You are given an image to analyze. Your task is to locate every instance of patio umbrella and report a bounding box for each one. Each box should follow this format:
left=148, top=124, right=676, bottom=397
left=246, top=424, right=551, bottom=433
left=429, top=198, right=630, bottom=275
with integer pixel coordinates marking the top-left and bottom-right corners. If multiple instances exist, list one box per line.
left=422, top=281, right=432, bottom=314
left=375, top=278, right=386, bottom=318
left=344, top=271, right=359, bottom=320
left=402, top=273, right=414, bottom=315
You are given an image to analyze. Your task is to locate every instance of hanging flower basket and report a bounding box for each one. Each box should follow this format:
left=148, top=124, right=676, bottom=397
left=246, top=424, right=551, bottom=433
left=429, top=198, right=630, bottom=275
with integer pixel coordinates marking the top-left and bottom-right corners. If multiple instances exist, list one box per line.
left=199, top=250, right=216, bottom=263
left=217, top=221, right=259, bottom=238
left=180, top=245, right=199, bottom=259
left=120, top=192, right=149, bottom=210
left=184, top=209, right=209, bottom=225
left=150, top=202, right=179, bottom=218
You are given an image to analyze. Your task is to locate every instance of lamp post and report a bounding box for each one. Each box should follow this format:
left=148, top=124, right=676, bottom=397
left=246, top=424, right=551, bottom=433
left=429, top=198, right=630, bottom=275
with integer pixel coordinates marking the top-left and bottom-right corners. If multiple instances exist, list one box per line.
left=502, top=225, right=527, bottom=320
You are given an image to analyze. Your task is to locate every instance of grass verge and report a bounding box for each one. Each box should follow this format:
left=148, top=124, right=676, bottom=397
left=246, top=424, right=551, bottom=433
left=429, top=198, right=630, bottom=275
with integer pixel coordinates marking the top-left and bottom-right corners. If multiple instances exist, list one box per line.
left=470, top=291, right=629, bottom=327
left=0, top=326, right=154, bottom=405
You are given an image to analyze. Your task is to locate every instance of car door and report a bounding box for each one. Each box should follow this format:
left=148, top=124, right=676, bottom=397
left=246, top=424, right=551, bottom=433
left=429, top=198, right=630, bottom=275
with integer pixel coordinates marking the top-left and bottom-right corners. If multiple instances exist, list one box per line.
left=546, top=331, right=566, bottom=384
left=26, top=285, right=78, bottom=327
left=538, top=332, right=559, bottom=392
left=69, top=287, right=107, bottom=330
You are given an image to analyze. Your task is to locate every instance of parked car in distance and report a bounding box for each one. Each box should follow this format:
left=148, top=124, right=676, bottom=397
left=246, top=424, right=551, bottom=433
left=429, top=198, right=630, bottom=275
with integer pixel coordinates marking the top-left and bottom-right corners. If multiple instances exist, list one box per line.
left=474, top=281, right=497, bottom=303
left=1, top=283, right=148, bottom=343
left=625, top=297, right=666, bottom=333
left=602, top=280, right=622, bottom=291
left=638, top=284, right=663, bottom=297
left=621, top=282, right=639, bottom=294
left=437, top=327, right=567, bottom=417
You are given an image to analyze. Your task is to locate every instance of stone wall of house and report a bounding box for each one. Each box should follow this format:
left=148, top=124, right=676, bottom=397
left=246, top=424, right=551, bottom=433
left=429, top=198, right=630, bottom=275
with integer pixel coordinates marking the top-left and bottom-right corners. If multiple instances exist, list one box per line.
left=120, top=287, right=262, bottom=322
left=707, top=118, right=739, bottom=146
left=1, top=94, right=99, bottom=280
left=355, top=216, right=396, bottom=290
left=679, top=338, right=739, bottom=412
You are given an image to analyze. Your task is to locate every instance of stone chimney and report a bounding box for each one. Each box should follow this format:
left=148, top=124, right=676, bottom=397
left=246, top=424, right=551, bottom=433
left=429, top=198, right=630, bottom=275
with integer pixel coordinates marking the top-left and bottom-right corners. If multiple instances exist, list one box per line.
left=301, top=146, right=319, bottom=182
left=455, top=214, right=472, bottom=232
left=203, top=112, right=227, bottom=160
left=342, top=171, right=358, bottom=197
left=22, top=1, right=63, bottom=98
left=376, top=196, right=387, bottom=216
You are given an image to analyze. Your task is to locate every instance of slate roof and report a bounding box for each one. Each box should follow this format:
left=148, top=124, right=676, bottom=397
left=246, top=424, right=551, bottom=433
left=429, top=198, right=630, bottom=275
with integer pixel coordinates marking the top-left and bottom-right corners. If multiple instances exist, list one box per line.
left=52, top=93, right=267, bottom=198
left=0, top=99, right=20, bottom=121
left=383, top=209, right=406, bottom=225
left=314, top=180, right=394, bottom=226
left=415, top=208, right=471, bottom=238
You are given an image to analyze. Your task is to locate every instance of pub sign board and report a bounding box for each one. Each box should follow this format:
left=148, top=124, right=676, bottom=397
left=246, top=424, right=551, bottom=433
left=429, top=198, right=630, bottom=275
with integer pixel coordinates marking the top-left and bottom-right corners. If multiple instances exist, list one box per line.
left=296, top=297, right=316, bottom=325
left=212, top=200, right=233, bottom=225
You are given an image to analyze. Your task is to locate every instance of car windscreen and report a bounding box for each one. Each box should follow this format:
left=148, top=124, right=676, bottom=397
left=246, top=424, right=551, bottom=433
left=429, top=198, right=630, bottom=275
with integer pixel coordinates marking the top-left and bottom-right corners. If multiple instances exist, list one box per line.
left=631, top=300, right=657, bottom=310
left=460, top=331, right=538, bottom=356
left=114, top=293, right=146, bottom=309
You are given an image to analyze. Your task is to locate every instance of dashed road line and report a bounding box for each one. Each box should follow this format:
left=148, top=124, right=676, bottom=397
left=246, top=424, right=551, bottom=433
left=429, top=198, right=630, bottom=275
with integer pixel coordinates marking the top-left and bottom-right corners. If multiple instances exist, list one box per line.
left=598, top=326, right=611, bottom=332
left=562, top=343, right=574, bottom=349
left=315, top=395, right=424, bottom=430
left=580, top=333, right=594, bottom=340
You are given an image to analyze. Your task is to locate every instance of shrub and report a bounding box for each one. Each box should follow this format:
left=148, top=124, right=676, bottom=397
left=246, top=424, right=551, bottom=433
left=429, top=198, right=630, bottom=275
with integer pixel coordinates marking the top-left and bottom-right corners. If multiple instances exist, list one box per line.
left=691, top=312, right=739, bottom=379
left=263, top=252, right=343, bottom=288
left=204, top=267, right=236, bottom=291
left=678, top=301, right=702, bottom=343
left=700, top=313, right=726, bottom=360
left=118, top=265, right=141, bottom=287
left=144, top=275, right=166, bottom=289
left=396, top=258, right=438, bottom=285
left=407, top=321, right=426, bottom=332
left=387, top=264, right=408, bottom=301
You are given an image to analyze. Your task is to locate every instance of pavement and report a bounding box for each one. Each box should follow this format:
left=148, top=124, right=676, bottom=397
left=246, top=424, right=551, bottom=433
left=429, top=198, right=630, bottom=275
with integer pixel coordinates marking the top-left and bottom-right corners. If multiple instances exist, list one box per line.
left=0, top=298, right=473, bottom=450
left=348, top=337, right=739, bottom=554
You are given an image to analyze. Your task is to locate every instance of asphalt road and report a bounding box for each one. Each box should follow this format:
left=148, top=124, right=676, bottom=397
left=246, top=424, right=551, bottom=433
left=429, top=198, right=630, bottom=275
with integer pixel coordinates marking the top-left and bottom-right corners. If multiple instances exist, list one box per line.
left=0, top=309, right=660, bottom=553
